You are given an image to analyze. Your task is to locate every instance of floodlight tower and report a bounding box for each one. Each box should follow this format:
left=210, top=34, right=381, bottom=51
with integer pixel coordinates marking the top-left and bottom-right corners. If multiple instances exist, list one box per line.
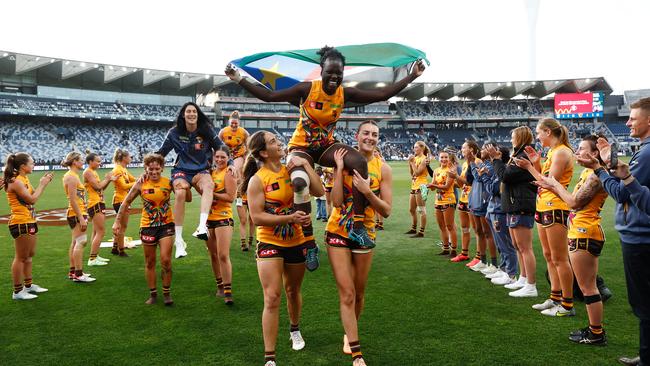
left=525, top=0, right=540, bottom=80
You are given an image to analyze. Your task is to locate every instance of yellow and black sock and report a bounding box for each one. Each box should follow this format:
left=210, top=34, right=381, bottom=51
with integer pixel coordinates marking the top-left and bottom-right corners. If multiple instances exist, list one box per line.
left=150, top=288, right=157, bottom=296
left=418, top=227, right=425, bottom=235
left=89, top=253, right=97, bottom=260
left=248, top=237, right=254, bottom=246
left=550, top=290, right=562, bottom=302
left=589, top=324, right=603, bottom=335
left=462, top=248, right=469, bottom=256
left=69, top=267, right=75, bottom=277
left=24, top=277, right=32, bottom=288
left=290, top=324, right=299, bottom=332
left=561, top=296, right=574, bottom=310
left=163, top=286, right=171, bottom=296
left=216, top=277, right=223, bottom=290
left=349, top=340, right=362, bottom=360
left=474, top=252, right=481, bottom=260
left=74, top=269, right=83, bottom=277
left=240, top=238, right=246, bottom=247
left=13, top=283, right=23, bottom=294
left=224, top=283, right=233, bottom=303
left=264, top=351, right=275, bottom=363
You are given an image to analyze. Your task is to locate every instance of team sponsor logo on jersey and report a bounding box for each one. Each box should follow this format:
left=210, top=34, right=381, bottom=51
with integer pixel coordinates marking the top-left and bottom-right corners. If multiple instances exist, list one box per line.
left=309, top=101, right=324, bottom=110
left=146, top=189, right=155, bottom=194
left=258, top=249, right=278, bottom=257
left=577, top=227, right=587, bottom=233
left=265, top=182, right=280, bottom=192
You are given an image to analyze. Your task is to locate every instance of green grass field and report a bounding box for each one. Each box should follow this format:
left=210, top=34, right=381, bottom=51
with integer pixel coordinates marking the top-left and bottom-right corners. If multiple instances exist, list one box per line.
left=0, top=161, right=639, bottom=365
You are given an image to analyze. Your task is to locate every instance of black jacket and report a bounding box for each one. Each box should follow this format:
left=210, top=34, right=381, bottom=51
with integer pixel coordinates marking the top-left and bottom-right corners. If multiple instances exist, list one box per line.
left=492, top=145, right=537, bottom=215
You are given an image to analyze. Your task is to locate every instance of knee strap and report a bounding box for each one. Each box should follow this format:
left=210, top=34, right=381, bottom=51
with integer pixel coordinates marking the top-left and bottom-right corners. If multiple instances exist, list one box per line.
left=584, top=294, right=601, bottom=305
left=75, top=235, right=88, bottom=246
left=462, top=228, right=471, bottom=234
left=290, top=169, right=311, bottom=204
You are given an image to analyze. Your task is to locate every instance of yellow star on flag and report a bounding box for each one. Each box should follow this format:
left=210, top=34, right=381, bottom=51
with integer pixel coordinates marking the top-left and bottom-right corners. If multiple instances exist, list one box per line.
left=259, top=62, right=284, bottom=90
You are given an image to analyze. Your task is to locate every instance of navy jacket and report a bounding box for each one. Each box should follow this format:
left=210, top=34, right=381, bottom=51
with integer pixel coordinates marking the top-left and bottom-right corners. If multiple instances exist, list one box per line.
left=469, top=160, right=492, bottom=213
left=597, top=139, right=650, bottom=244
left=156, top=127, right=222, bottom=172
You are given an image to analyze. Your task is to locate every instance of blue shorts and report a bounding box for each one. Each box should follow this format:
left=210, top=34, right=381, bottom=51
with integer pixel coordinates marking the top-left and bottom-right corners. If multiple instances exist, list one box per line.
left=506, top=213, right=535, bottom=229
left=171, top=168, right=209, bottom=184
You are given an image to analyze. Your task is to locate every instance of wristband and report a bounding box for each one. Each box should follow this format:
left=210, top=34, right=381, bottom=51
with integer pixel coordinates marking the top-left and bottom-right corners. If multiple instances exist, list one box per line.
left=623, top=174, right=634, bottom=185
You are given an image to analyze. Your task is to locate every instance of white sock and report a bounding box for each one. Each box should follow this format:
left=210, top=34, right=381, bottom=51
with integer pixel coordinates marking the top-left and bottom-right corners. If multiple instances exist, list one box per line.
left=199, top=213, right=208, bottom=228
left=175, top=226, right=183, bottom=239
left=519, top=276, right=527, bottom=282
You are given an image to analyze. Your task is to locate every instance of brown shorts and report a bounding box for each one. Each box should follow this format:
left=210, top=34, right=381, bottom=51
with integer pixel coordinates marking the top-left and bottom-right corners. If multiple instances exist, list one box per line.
left=140, top=223, right=175, bottom=245
left=67, top=215, right=88, bottom=229
left=9, top=223, right=38, bottom=239
left=113, top=203, right=122, bottom=213
left=325, top=232, right=372, bottom=254
left=256, top=241, right=306, bottom=264
left=207, top=218, right=234, bottom=229
left=435, top=203, right=457, bottom=211
left=569, top=238, right=604, bottom=257
left=535, top=210, right=570, bottom=228
left=88, top=202, right=106, bottom=219
left=410, top=189, right=421, bottom=195
left=458, top=202, right=470, bottom=212
left=289, top=143, right=336, bottom=166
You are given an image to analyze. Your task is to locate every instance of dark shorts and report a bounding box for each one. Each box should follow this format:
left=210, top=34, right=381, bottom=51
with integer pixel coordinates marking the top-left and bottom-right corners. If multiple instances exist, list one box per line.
left=471, top=210, right=487, bottom=218
left=140, top=223, right=175, bottom=245
left=458, top=202, right=470, bottom=212
left=569, top=238, right=604, bottom=257
left=410, top=189, right=421, bottom=195
left=256, top=241, right=307, bottom=264
left=535, top=210, right=570, bottom=228
left=207, top=218, right=234, bottom=229
left=9, top=223, right=38, bottom=239
left=88, top=202, right=106, bottom=219
left=325, top=186, right=332, bottom=193
left=325, top=232, right=372, bottom=254
left=113, top=203, right=122, bottom=213
left=506, top=213, right=535, bottom=229
left=171, top=168, right=210, bottom=185
left=67, top=215, right=88, bottom=229
left=289, top=142, right=336, bottom=166
left=435, top=203, right=457, bottom=211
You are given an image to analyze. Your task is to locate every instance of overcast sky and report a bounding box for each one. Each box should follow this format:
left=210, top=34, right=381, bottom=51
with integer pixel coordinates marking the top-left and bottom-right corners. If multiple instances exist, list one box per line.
left=2, top=0, right=647, bottom=94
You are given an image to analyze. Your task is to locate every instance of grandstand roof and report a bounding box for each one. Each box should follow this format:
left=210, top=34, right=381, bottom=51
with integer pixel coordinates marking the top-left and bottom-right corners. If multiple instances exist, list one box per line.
left=0, top=51, right=613, bottom=100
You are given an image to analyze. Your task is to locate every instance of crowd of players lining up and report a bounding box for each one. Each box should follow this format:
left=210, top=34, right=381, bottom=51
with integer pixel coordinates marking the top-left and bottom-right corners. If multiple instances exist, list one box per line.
left=3, top=46, right=650, bottom=366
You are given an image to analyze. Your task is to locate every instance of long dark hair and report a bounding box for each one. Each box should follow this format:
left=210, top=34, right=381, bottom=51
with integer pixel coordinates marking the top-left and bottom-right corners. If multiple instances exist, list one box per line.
left=4, top=153, right=31, bottom=189
left=174, top=102, right=215, bottom=140
left=239, top=131, right=268, bottom=196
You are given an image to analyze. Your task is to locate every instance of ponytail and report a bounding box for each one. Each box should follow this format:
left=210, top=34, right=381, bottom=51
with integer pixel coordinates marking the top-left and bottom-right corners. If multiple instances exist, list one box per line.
left=113, top=148, right=129, bottom=163
left=239, top=154, right=260, bottom=196
left=538, top=118, right=573, bottom=151
left=239, top=130, right=269, bottom=195
left=4, top=153, right=31, bottom=189
left=61, top=151, right=81, bottom=168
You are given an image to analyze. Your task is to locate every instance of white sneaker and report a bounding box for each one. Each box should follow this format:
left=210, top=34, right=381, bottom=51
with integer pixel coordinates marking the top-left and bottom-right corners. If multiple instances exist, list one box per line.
left=353, top=359, right=368, bottom=366
left=504, top=276, right=527, bottom=289
left=96, top=255, right=110, bottom=262
left=541, top=304, right=576, bottom=317
left=485, top=269, right=505, bottom=279
left=492, top=274, right=516, bottom=285
left=290, top=330, right=305, bottom=351
left=24, top=284, right=48, bottom=293
left=73, top=274, right=96, bottom=283
left=175, top=239, right=188, bottom=259
left=12, top=289, right=37, bottom=300
left=509, top=283, right=538, bottom=297
left=264, top=361, right=276, bottom=366
left=470, top=262, right=487, bottom=272
left=192, top=225, right=209, bottom=241
left=532, top=299, right=558, bottom=311
left=88, top=258, right=108, bottom=266
left=480, top=264, right=498, bottom=275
